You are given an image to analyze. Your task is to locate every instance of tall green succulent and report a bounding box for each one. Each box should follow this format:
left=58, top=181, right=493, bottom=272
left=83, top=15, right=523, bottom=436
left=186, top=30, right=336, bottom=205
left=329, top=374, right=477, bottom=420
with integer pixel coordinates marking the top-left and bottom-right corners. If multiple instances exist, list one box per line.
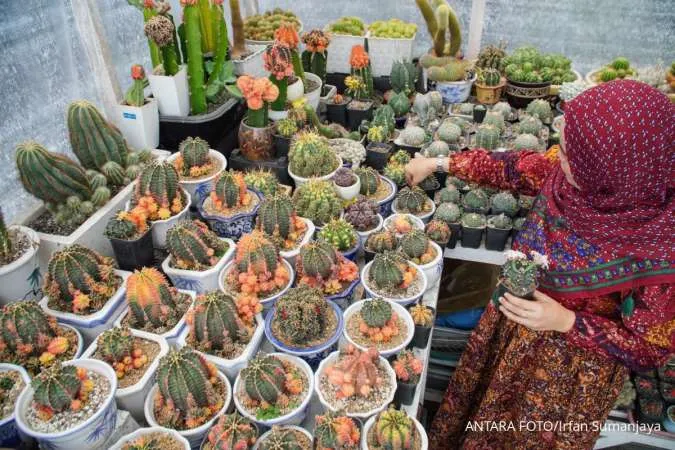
left=415, top=0, right=462, bottom=57
left=180, top=0, right=207, bottom=114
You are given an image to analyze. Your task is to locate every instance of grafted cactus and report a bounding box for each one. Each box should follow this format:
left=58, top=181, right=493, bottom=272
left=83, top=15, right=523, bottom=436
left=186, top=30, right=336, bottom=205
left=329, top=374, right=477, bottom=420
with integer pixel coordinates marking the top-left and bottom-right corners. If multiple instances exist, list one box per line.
left=133, top=161, right=184, bottom=219
left=292, top=180, right=342, bottom=227
left=211, top=171, right=249, bottom=210
left=32, top=364, right=82, bottom=414
left=256, top=194, right=295, bottom=243
left=188, top=291, right=251, bottom=354
left=323, top=345, right=381, bottom=398
left=374, top=406, right=415, bottom=449
left=288, top=131, right=339, bottom=178
left=0, top=301, right=57, bottom=356
left=177, top=137, right=211, bottom=177
left=364, top=230, right=398, bottom=253
left=400, top=230, right=429, bottom=260
left=369, top=251, right=405, bottom=290
left=361, top=298, right=392, bottom=328
left=395, top=187, right=428, bottom=214
left=297, top=241, right=338, bottom=280
left=314, top=412, right=361, bottom=449
left=166, top=220, right=229, bottom=270
left=274, top=285, right=330, bottom=345
left=144, top=12, right=180, bottom=76
left=355, top=167, right=380, bottom=197
left=125, top=65, right=146, bottom=107
left=125, top=267, right=181, bottom=329
left=97, top=326, right=134, bottom=365
left=205, top=412, right=258, bottom=450
left=234, top=231, right=279, bottom=275
left=241, top=354, right=287, bottom=405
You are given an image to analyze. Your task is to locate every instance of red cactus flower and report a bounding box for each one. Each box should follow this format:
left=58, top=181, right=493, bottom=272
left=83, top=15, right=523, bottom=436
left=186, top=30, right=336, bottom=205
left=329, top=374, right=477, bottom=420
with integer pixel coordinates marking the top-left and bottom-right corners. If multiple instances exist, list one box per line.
left=131, top=64, right=145, bottom=80
left=350, top=45, right=370, bottom=69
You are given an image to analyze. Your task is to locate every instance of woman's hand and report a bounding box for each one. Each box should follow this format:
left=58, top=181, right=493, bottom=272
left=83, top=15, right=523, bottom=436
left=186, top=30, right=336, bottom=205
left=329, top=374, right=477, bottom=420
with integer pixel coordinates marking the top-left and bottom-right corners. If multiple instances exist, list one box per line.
left=405, top=157, right=440, bottom=186
left=498, top=291, right=576, bottom=332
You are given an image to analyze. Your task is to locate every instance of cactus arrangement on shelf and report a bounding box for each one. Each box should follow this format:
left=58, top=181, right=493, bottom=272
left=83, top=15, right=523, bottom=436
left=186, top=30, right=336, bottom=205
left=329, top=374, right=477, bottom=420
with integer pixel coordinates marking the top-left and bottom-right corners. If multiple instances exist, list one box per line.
left=314, top=411, right=361, bottom=450
left=415, top=0, right=462, bottom=57
left=296, top=240, right=359, bottom=295
left=288, top=131, right=339, bottom=178
left=132, top=161, right=185, bottom=221
left=318, top=218, right=358, bottom=252
left=204, top=412, right=259, bottom=450
left=31, top=363, right=95, bottom=421
left=344, top=197, right=379, bottom=232
left=179, top=0, right=207, bottom=114
left=272, top=285, right=336, bottom=347
left=173, top=137, right=216, bottom=178
left=301, top=29, right=330, bottom=84
left=166, top=220, right=230, bottom=270
left=323, top=344, right=383, bottom=399
left=292, top=180, right=343, bottom=227
left=208, top=171, right=254, bottom=214
left=395, top=187, right=431, bottom=215
left=256, top=193, right=308, bottom=251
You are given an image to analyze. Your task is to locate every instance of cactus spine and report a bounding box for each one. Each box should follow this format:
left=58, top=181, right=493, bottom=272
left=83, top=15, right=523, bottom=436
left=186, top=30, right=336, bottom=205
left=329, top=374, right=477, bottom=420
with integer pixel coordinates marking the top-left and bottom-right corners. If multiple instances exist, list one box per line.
left=288, top=131, right=338, bottom=178
left=292, top=180, right=343, bottom=227
left=125, top=267, right=180, bottom=328
left=318, top=218, right=358, bottom=251
left=241, top=355, right=287, bottom=405
left=180, top=0, right=207, bottom=115
left=395, top=187, right=428, bottom=214
left=166, top=220, right=229, bottom=270
left=189, top=291, right=250, bottom=352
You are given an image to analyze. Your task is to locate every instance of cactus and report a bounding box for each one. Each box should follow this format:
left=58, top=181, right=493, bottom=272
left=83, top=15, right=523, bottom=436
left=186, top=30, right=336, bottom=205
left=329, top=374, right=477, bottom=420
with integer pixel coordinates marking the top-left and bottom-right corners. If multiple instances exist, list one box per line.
left=390, top=60, right=417, bottom=95
left=501, top=250, right=548, bottom=297
left=289, top=131, right=339, bottom=178
left=177, top=137, right=211, bottom=177
left=318, top=219, right=358, bottom=251
left=96, top=327, right=147, bottom=379
left=408, top=303, right=433, bottom=327
left=426, top=219, right=451, bottom=244
left=415, top=0, right=461, bottom=57
left=275, top=119, right=298, bottom=139
left=323, top=345, right=381, bottom=398
left=487, top=213, right=512, bottom=230
left=367, top=126, right=386, bottom=144
left=256, top=193, right=295, bottom=243
left=105, top=209, right=148, bottom=240
left=463, top=188, right=489, bottom=211
left=258, top=426, right=306, bottom=450
left=144, top=13, right=180, bottom=76
left=371, top=105, right=396, bottom=138
left=480, top=68, right=502, bottom=86
left=369, top=251, right=406, bottom=290
left=233, top=231, right=279, bottom=275
left=426, top=59, right=469, bottom=82
left=384, top=163, right=406, bottom=187
left=244, top=169, right=280, bottom=197
left=513, top=216, right=526, bottom=231
left=477, top=42, right=506, bottom=70
left=492, top=101, right=512, bottom=119
left=395, top=187, right=429, bottom=214
left=274, top=285, right=331, bottom=345
left=526, top=99, right=553, bottom=123
left=314, top=412, right=361, bottom=449
left=374, top=406, right=415, bottom=449
left=434, top=202, right=461, bottom=224
left=44, top=245, right=121, bottom=314
left=612, top=57, right=630, bottom=71
left=297, top=241, right=338, bottom=280
left=228, top=0, right=246, bottom=59
left=516, top=115, right=543, bottom=136
left=292, top=180, right=343, bottom=227
left=425, top=141, right=450, bottom=157
left=241, top=354, right=287, bottom=405
left=360, top=298, right=392, bottom=328
left=0, top=210, right=11, bottom=261
left=513, top=134, right=541, bottom=150
left=349, top=45, right=373, bottom=99
left=125, top=65, right=147, bottom=107
left=133, top=162, right=184, bottom=220
left=180, top=0, right=207, bottom=114
left=125, top=267, right=189, bottom=330
left=400, top=126, right=427, bottom=146
left=390, top=150, right=411, bottom=166
left=301, top=29, right=330, bottom=84
left=400, top=230, right=430, bottom=260
left=389, top=92, right=411, bottom=118
left=392, top=350, right=423, bottom=384
left=437, top=121, right=462, bottom=144
left=490, top=192, right=518, bottom=217
left=0, top=301, right=60, bottom=360
left=461, top=212, right=486, bottom=228
left=446, top=116, right=470, bottom=133
left=188, top=291, right=251, bottom=353
left=435, top=186, right=460, bottom=205
left=206, top=412, right=258, bottom=450
left=166, top=220, right=229, bottom=270
left=203, top=0, right=230, bottom=96
left=474, top=124, right=501, bottom=150
left=211, top=171, right=250, bottom=211
left=482, top=111, right=505, bottom=133
left=344, top=197, right=379, bottom=232
left=31, top=363, right=82, bottom=414
left=365, top=230, right=398, bottom=253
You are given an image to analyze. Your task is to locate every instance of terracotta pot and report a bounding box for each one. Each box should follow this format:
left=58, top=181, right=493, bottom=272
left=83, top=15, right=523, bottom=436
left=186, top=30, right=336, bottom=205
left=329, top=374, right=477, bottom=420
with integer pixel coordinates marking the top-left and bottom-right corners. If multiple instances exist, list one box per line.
left=475, top=78, right=506, bottom=105
left=238, top=118, right=275, bottom=161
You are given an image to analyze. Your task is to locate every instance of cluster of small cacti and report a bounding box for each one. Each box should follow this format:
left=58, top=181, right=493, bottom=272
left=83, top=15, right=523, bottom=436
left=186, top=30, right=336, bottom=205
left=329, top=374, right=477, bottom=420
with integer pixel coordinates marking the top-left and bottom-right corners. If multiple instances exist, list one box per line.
left=392, top=350, right=423, bottom=384
left=240, top=354, right=305, bottom=415
left=0, top=301, right=75, bottom=374
left=256, top=194, right=308, bottom=250
left=244, top=169, right=280, bottom=197
left=516, top=115, right=543, bottom=136
left=328, top=16, right=366, bottom=36
left=44, top=245, right=121, bottom=314
left=296, top=241, right=359, bottom=295
left=490, top=192, right=519, bottom=217
left=425, top=219, right=451, bottom=245
left=32, top=363, right=95, bottom=421
left=409, top=303, right=434, bottom=327
left=154, top=347, right=224, bottom=430
left=289, top=131, right=339, bottom=178
left=435, top=186, right=461, bottom=205
left=243, top=8, right=300, bottom=41
left=273, top=285, right=332, bottom=346
left=400, top=230, right=436, bottom=265
left=314, top=411, right=361, bottom=450
left=434, top=202, right=462, bottom=224
left=172, top=137, right=215, bottom=178
left=132, top=162, right=185, bottom=221
left=344, top=197, right=379, bottom=232
left=400, top=126, right=427, bottom=147
left=97, top=327, right=148, bottom=380
left=501, top=250, right=548, bottom=296
left=596, top=57, right=637, bottom=83
left=488, top=214, right=513, bottom=230
left=395, top=187, right=431, bottom=215
left=318, top=218, right=358, bottom=251
left=369, top=251, right=418, bottom=292
left=275, top=118, right=298, bottom=139
left=105, top=209, right=149, bottom=240
left=324, top=345, right=382, bottom=399
left=474, top=124, right=501, bottom=150
left=416, top=0, right=462, bottom=57
left=372, top=406, right=418, bottom=449
left=503, top=46, right=577, bottom=85
left=358, top=298, right=401, bottom=344
left=204, top=412, right=258, bottom=450
left=368, top=18, right=417, bottom=38
left=461, top=212, right=486, bottom=228
left=209, top=171, right=253, bottom=213
left=166, top=220, right=230, bottom=270
left=292, top=180, right=343, bottom=227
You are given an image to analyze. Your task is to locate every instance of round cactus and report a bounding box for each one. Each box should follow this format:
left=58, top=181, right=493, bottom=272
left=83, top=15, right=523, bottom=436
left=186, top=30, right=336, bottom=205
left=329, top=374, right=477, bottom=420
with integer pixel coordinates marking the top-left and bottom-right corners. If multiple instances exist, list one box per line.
left=599, top=67, right=618, bottom=82
left=355, top=167, right=381, bottom=197
left=178, top=137, right=210, bottom=176
left=425, top=141, right=450, bottom=157
left=97, top=326, right=134, bottom=365
left=395, top=187, right=428, bottom=214
left=206, top=412, right=258, bottom=450
left=125, top=267, right=180, bottom=329
left=0, top=301, right=58, bottom=357
left=384, top=163, right=406, bottom=187
left=389, top=91, right=411, bottom=117
left=425, top=219, right=451, bottom=244
left=492, top=101, right=512, bottom=119
left=256, top=194, right=295, bottom=241
left=241, top=354, right=287, bottom=405
left=244, top=169, right=280, bottom=197
left=370, top=251, right=405, bottom=290
left=297, top=240, right=338, bottom=279
left=525, top=99, right=553, bottom=123
left=513, top=133, right=541, bottom=150
left=289, top=130, right=339, bottom=178
left=374, top=406, right=415, bottom=449
left=389, top=149, right=411, bottom=166
left=490, top=192, right=519, bottom=217
left=461, top=212, right=486, bottom=228
left=213, top=171, right=248, bottom=210
left=400, top=230, right=429, bottom=260
left=314, top=412, right=360, bottom=449
left=274, top=285, right=330, bottom=345
left=360, top=298, right=392, bottom=328
left=166, top=220, right=230, bottom=270
left=32, top=363, right=82, bottom=413
left=258, top=426, right=306, bottom=450
left=463, top=188, right=489, bottom=211
left=365, top=230, right=398, bottom=253
left=447, top=116, right=470, bottom=134
left=482, top=111, right=505, bottom=133
left=488, top=213, right=513, bottom=230
left=481, top=68, right=502, bottom=86
left=437, top=121, right=462, bottom=144
left=276, top=118, right=298, bottom=138
left=435, top=186, right=461, bottom=205
left=400, top=126, right=426, bottom=146
left=516, top=115, right=543, bottom=136
left=474, top=125, right=501, bottom=150
left=189, top=291, right=250, bottom=351
left=344, top=197, right=379, bottom=232
left=318, top=218, right=358, bottom=251
left=292, top=180, right=343, bottom=227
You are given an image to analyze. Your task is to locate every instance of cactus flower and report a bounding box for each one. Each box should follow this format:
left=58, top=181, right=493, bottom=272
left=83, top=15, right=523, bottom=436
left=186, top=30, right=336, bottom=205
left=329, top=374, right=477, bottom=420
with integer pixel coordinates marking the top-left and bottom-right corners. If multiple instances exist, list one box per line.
left=349, top=45, right=370, bottom=69
left=131, top=64, right=145, bottom=80
left=47, top=337, right=70, bottom=355
left=274, top=23, right=300, bottom=49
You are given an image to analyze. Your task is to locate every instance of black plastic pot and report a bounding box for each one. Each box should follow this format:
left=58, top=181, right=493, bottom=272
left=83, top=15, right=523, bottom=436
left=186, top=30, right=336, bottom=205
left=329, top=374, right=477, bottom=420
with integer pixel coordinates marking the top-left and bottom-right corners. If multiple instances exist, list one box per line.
left=273, top=134, right=291, bottom=158
left=485, top=227, right=511, bottom=251
left=395, top=116, right=407, bottom=129
left=460, top=226, right=484, bottom=248
left=395, top=381, right=418, bottom=406
left=109, top=230, right=154, bottom=272
left=473, top=107, right=487, bottom=123
left=159, top=98, right=244, bottom=151
left=326, top=100, right=350, bottom=127
left=347, top=101, right=374, bottom=131
left=366, top=142, right=393, bottom=172
left=463, top=206, right=490, bottom=215
left=435, top=172, right=447, bottom=189
left=227, top=149, right=292, bottom=186
left=496, top=282, right=535, bottom=300
left=395, top=142, right=422, bottom=157
left=409, top=306, right=435, bottom=348
left=447, top=223, right=461, bottom=249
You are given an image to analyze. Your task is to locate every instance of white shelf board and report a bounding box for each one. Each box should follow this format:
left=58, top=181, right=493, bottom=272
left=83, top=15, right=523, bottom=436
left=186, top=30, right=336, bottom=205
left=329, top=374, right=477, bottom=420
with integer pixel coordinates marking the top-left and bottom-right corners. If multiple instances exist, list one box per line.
left=444, top=243, right=507, bottom=265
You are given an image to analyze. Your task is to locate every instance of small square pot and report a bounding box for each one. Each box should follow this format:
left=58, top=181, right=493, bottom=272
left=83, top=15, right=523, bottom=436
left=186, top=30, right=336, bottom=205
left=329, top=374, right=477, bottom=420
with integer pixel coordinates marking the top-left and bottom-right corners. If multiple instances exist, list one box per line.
left=366, top=142, right=393, bottom=172
left=326, top=99, right=350, bottom=127
left=460, top=226, right=484, bottom=249
left=485, top=227, right=511, bottom=251
left=447, top=223, right=461, bottom=249
left=109, top=229, right=155, bottom=272
left=409, top=305, right=436, bottom=349
left=394, top=381, right=418, bottom=406
left=347, top=101, right=373, bottom=131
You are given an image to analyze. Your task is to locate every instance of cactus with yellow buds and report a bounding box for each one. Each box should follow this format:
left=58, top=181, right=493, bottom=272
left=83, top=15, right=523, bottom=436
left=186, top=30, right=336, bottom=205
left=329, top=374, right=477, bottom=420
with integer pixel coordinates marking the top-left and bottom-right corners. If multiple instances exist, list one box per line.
left=174, top=137, right=215, bottom=178
left=288, top=131, right=340, bottom=178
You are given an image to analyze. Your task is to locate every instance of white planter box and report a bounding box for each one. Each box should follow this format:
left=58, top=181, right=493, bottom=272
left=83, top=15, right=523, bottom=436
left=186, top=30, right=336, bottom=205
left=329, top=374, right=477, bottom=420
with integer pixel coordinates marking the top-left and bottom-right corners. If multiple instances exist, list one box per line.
left=147, top=66, right=190, bottom=117
left=109, top=427, right=190, bottom=450
left=116, top=99, right=159, bottom=150
left=114, top=289, right=196, bottom=348
left=326, top=32, right=366, bottom=74
left=366, top=32, right=416, bottom=77
left=304, top=72, right=323, bottom=111
left=166, top=150, right=227, bottom=203
left=15, top=359, right=118, bottom=450
left=176, top=313, right=264, bottom=383
left=362, top=413, right=428, bottom=450
left=279, top=218, right=314, bottom=268
left=162, top=237, right=235, bottom=294
left=288, top=155, right=342, bottom=188
left=0, top=226, right=40, bottom=305
left=39, top=270, right=130, bottom=346
left=253, top=426, right=312, bottom=450
left=233, top=45, right=266, bottom=78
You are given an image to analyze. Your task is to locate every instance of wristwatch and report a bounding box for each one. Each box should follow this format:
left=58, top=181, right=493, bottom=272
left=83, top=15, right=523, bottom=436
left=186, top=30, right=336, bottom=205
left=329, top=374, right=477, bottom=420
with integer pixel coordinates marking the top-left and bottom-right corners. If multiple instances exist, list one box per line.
left=435, top=157, right=446, bottom=173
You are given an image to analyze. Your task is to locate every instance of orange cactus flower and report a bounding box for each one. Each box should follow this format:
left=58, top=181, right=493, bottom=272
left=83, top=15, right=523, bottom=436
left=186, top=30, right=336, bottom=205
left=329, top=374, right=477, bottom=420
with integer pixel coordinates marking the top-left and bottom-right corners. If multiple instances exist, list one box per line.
left=236, top=75, right=279, bottom=110
left=349, top=45, right=370, bottom=69
left=301, top=29, right=331, bottom=53
left=131, top=64, right=145, bottom=80
left=274, top=23, right=300, bottom=49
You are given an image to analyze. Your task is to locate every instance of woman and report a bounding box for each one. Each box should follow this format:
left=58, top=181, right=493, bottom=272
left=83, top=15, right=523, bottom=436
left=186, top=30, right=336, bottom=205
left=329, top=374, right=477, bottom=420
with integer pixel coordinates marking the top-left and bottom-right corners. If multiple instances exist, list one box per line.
left=405, top=80, right=674, bottom=449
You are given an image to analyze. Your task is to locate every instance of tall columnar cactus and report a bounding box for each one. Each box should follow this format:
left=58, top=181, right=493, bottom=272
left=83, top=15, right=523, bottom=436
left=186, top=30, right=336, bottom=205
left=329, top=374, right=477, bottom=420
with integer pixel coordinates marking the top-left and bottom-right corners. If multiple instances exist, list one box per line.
left=97, top=326, right=134, bottom=365
left=67, top=100, right=129, bottom=177
left=400, top=230, right=430, bottom=260
left=292, top=180, right=343, bottom=227
left=297, top=241, right=338, bottom=280
left=134, top=161, right=183, bottom=214
left=206, top=412, right=258, bottom=450
left=396, top=187, right=428, bottom=214
left=390, top=60, right=418, bottom=95
left=166, top=220, right=229, bottom=270
left=32, top=364, right=82, bottom=414
left=241, top=354, right=287, bottom=405
left=361, top=298, right=392, bottom=328
left=125, top=65, right=147, bottom=107
left=44, top=245, right=120, bottom=313
left=212, top=171, right=248, bottom=210
left=0, top=209, right=11, bottom=261
left=314, top=412, right=361, bottom=450
left=178, top=137, right=210, bottom=175
left=144, top=12, right=180, bottom=75
left=234, top=231, right=279, bottom=275
left=349, top=45, right=373, bottom=99
left=365, top=230, right=398, bottom=253
left=189, top=291, right=249, bottom=351
left=318, top=219, right=358, bottom=251
left=415, top=0, right=461, bottom=57
left=355, top=167, right=380, bottom=197
left=256, top=194, right=295, bottom=242
left=301, top=29, right=330, bottom=84
left=0, top=301, right=57, bottom=356
left=126, top=267, right=178, bottom=328
left=288, top=131, right=338, bottom=178
left=180, top=0, right=207, bottom=115
left=258, top=426, right=306, bottom=450
left=275, top=285, right=329, bottom=345
left=374, top=407, right=415, bottom=449
left=475, top=124, right=501, bottom=150
left=203, top=0, right=231, bottom=94
left=370, top=251, right=405, bottom=290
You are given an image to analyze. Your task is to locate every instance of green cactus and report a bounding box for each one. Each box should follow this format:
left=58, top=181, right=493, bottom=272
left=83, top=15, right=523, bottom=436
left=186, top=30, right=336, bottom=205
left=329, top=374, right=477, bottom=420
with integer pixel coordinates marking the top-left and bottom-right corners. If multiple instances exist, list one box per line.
left=292, top=180, right=343, bottom=227
left=371, top=105, right=396, bottom=137
left=516, top=115, right=543, bottom=136
left=482, top=111, right=505, bottom=133
left=487, top=213, right=513, bottom=230
left=178, top=137, right=210, bottom=175
left=490, top=192, right=518, bottom=217
left=419, top=174, right=440, bottom=192
left=244, top=169, right=280, bottom=197
left=204, top=0, right=230, bottom=97
left=492, top=102, right=512, bottom=119
left=274, top=285, right=330, bottom=345
left=390, top=60, right=417, bottom=95
left=144, top=14, right=180, bottom=76
left=447, top=116, right=470, bottom=134
left=166, top=220, right=229, bottom=270
left=297, top=240, right=338, bottom=280
left=390, top=150, right=411, bottom=166
left=318, top=218, right=358, bottom=251
left=206, top=412, right=258, bottom=450
left=289, top=131, right=339, bottom=178
left=374, top=406, right=415, bottom=449
left=384, top=163, right=406, bottom=187
left=446, top=175, right=466, bottom=190
left=125, top=65, right=146, bottom=107
left=400, top=126, right=427, bottom=146
left=276, top=119, right=298, bottom=139
left=0, top=301, right=57, bottom=357
left=0, top=209, right=11, bottom=261
left=32, top=363, right=81, bottom=413
left=97, top=326, right=134, bottom=365
left=426, top=59, right=468, bottom=82
left=525, top=99, right=553, bottom=123
left=241, top=354, right=287, bottom=405
left=258, top=426, right=306, bottom=450
left=190, top=291, right=250, bottom=352
left=611, top=57, right=630, bottom=71
left=365, top=230, right=398, bottom=253
left=180, top=0, right=207, bottom=114
left=360, top=297, right=392, bottom=328
left=389, top=92, right=411, bottom=118
left=367, top=126, right=387, bottom=144
left=463, top=188, right=489, bottom=211
left=125, top=267, right=182, bottom=330
left=400, top=230, right=429, bottom=260
left=355, top=167, right=380, bottom=198
left=134, top=161, right=182, bottom=210
left=214, top=171, right=246, bottom=209
left=461, top=212, right=486, bottom=228
left=369, top=251, right=406, bottom=291
left=395, top=187, right=428, bottom=214
left=416, top=0, right=461, bottom=57
left=501, top=252, right=545, bottom=296
left=256, top=193, right=295, bottom=244
left=234, top=231, right=280, bottom=275
left=513, top=134, right=541, bottom=150
left=474, top=124, right=501, bottom=150
left=480, top=68, right=502, bottom=86
left=425, top=141, right=450, bottom=157
left=437, top=121, right=462, bottom=145
left=425, top=219, right=451, bottom=244
left=435, top=187, right=461, bottom=205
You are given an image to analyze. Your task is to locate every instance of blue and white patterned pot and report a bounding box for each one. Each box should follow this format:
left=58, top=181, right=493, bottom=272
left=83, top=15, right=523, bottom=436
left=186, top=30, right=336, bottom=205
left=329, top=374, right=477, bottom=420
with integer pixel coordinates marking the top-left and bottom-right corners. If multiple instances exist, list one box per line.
left=197, top=189, right=262, bottom=240
left=0, top=364, right=31, bottom=448
left=326, top=277, right=362, bottom=311
left=434, top=75, right=476, bottom=104
left=376, top=175, right=398, bottom=218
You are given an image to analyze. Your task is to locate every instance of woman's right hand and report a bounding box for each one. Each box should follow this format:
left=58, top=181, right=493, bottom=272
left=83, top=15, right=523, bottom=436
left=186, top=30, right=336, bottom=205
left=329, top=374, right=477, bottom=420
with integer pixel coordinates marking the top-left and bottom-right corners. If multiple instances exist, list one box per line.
left=405, top=157, right=439, bottom=186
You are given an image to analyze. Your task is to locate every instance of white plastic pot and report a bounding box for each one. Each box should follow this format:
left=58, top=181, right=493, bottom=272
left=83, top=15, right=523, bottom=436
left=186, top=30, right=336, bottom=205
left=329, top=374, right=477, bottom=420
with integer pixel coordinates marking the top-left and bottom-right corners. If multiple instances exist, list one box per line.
left=342, top=299, right=414, bottom=358
left=288, top=155, right=343, bottom=188
left=361, top=413, right=428, bottom=450
left=81, top=328, right=169, bottom=422
left=142, top=188, right=191, bottom=249
left=304, top=72, right=323, bottom=111
left=233, top=353, right=314, bottom=427
left=286, top=78, right=305, bottom=102
left=279, top=218, right=315, bottom=267
left=333, top=176, right=361, bottom=201
left=325, top=31, right=365, bottom=74
left=416, top=241, right=443, bottom=290
left=366, top=32, right=416, bottom=77
left=176, top=313, right=265, bottom=383
left=148, top=66, right=190, bottom=117
left=383, top=213, right=425, bottom=238
left=15, top=359, right=118, bottom=450
left=0, top=363, right=31, bottom=448
left=218, top=259, right=294, bottom=311
left=315, top=350, right=396, bottom=420
left=39, top=270, right=130, bottom=346
left=114, top=289, right=196, bottom=348
left=361, top=261, right=428, bottom=306
left=233, top=45, right=267, bottom=78
left=391, top=199, right=436, bottom=224
left=166, top=150, right=227, bottom=203
left=355, top=214, right=384, bottom=242
left=268, top=109, right=289, bottom=121
left=0, top=226, right=40, bottom=305
left=162, top=237, right=235, bottom=294
left=253, top=425, right=313, bottom=450
left=109, top=426, right=190, bottom=450
left=145, top=371, right=232, bottom=450
left=116, top=98, right=159, bottom=150
left=433, top=74, right=477, bottom=104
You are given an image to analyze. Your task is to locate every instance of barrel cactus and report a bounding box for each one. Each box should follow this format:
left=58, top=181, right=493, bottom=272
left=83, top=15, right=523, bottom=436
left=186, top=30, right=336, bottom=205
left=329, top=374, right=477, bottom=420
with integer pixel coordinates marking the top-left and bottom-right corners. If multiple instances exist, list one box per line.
left=462, top=188, right=489, bottom=212
left=175, top=137, right=213, bottom=178
left=369, top=251, right=410, bottom=291
left=490, top=192, right=519, bottom=217
left=166, top=220, right=230, bottom=270
left=289, top=131, right=339, bottom=178
left=426, top=219, right=451, bottom=244
left=255, top=194, right=303, bottom=250
left=395, top=187, right=429, bottom=215
left=526, top=99, right=553, bottom=123
left=355, top=167, right=381, bottom=197
left=488, top=213, right=513, bottom=230
left=187, top=291, right=252, bottom=355
left=365, top=230, right=398, bottom=253
left=360, top=297, right=392, bottom=328
left=212, top=171, right=250, bottom=211
left=97, top=326, right=134, bottom=366
left=384, top=163, right=406, bottom=187
left=425, top=141, right=450, bottom=157
left=474, top=124, right=501, bottom=150
left=389, top=91, right=411, bottom=117
left=492, top=101, right=512, bottom=119
left=292, top=180, right=343, bottom=227
left=274, top=285, right=331, bottom=346
left=133, top=162, right=184, bottom=220
left=516, top=115, right=543, bottom=136
left=31, top=363, right=84, bottom=418
left=513, top=133, right=541, bottom=150
left=244, top=169, right=280, bottom=197
left=205, top=412, right=258, bottom=450
left=400, top=126, right=426, bottom=146
left=241, top=354, right=288, bottom=405
left=447, top=116, right=470, bottom=134
left=482, top=111, right=505, bottom=133
left=344, top=197, right=379, bottom=232
left=126, top=267, right=188, bottom=331
left=434, top=202, right=461, bottom=224
left=461, top=212, right=486, bottom=228
left=44, top=245, right=121, bottom=314
left=374, top=406, right=416, bottom=449
left=437, top=121, right=462, bottom=145
left=390, top=149, right=411, bottom=166
left=400, top=230, right=430, bottom=260
left=258, top=426, right=307, bottom=450
left=318, top=218, right=358, bottom=251
left=297, top=240, right=338, bottom=280
left=276, top=118, right=298, bottom=138
left=314, top=412, right=361, bottom=449
left=435, top=186, right=461, bottom=205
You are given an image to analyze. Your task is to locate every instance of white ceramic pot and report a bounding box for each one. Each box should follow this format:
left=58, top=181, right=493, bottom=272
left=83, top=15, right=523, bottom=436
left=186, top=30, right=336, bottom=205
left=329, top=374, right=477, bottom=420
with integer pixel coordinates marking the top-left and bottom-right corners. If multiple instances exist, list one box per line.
left=253, top=425, right=313, bottom=450
left=355, top=214, right=384, bottom=242
left=144, top=371, right=232, bottom=450
left=333, top=176, right=361, bottom=202
left=176, top=313, right=265, bottom=383
left=391, top=198, right=436, bottom=224
left=383, top=213, right=425, bottom=238
left=342, top=299, right=414, bottom=358
left=149, top=188, right=191, bottom=249
left=434, top=74, right=477, bottom=104
left=218, top=259, right=294, bottom=311
left=268, top=109, right=289, bottom=121
left=166, top=150, right=227, bottom=203
left=314, top=350, right=396, bottom=420
left=286, top=78, right=305, bottom=102
left=288, top=155, right=343, bottom=188
left=162, top=237, right=235, bottom=294
left=319, top=84, right=338, bottom=114
left=14, top=359, right=118, bottom=450
left=417, top=240, right=444, bottom=290
left=116, top=98, right=159, bottom=150
left=304, top=72, right=323, bottom=111
left=233, top=45, right=267, bottom=78
left=39, top=270, right=130, bottom=346
left=114, top=289, right=196, bottom=348
left=361, top=413, right=428, bottom=450
left=148, top=66, right=190, bottom=117
left=279, top=218, right=315, bottom=268
left=233, top=353, right=314, bottom=427
left=366, top=32, right=416, bottom=77
left=0, top=364, right=31, bottom=448
left=81, top=328, right=169, bottom=422
left=325, top=30, right=365, bottom=74
left=0, top=226, right=40, bottom=305
left=360, top=261, right=428, bottom=306
left=109, top=426, right=190, bottom=450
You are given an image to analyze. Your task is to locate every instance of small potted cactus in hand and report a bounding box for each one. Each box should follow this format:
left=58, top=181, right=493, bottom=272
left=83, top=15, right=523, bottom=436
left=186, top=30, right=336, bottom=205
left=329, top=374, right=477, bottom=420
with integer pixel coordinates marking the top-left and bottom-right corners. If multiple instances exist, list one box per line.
left=273, top=118, right=298, bottom=158
left=15, top=360, right=118, bottom=449
left=110, top=427, right=190, bottom=450
left=162, top=220, right=235, bottom=293
left=144, top=348, right=231, bottom=448
left=40, top=244, right=126, bottom=344
left=257, top=425, right=313, bottom=449
left=0, top=207, right=40, bottom=304
left=314, top=411, right=361, bottom=450
left=292, top=180, right=343, bottom=227
left=318, top=218, right=360, bottom=260
left=105, top=209, right=153, bottom=271
left=288, top=130, right=342, bottom=186
left=361, top=405, right=427, bottom=450
left=0, top=301, right=83, bottom=375
left=117, top=64, right=159, bottom=150
left=234, top=353, right=313, bottom=426
left=295, top=241, right=360, bottom=308
left=392, top=350, right=424, bottom=406
left=354, top=167, right=397, bottom=217
left=198, top=171, right=262, bottom=240
left=362, top=251, right=427, bottom=305
left=433, top=202, right=462, bottom=248
left=344, top=196, right=383, bottom=239
left=82, top=325, right=169, bottom=420
left=425, top=219, right=451, bottom=250
left=266, top=285, right=342, bottom=365
left=462, top=188, right=490, bottom=214
left=256, top=193, right=312, bottom=264
left=333, top=167, right=361, bottom=201
left=168, top=137, right=227, bottom=201
left=408, top=303, right=435, bottom=348
left=220, top=231, right=293, bottom=310
left=363, top=229, right=398, bottom=263
left=316, top=345, right=396, bottom=419
left=392, top=186, right=436, bottom=223
left=399, top=230, right=443, bottom=288
left=486, top=214, right=513, bottom=251
left=200, top=412, right=258, bottom=450
left=497, top=250, right=548, bottom=300
left=460, top=212, right=486, bottom=248
left=237, top=75, right=279, bottom=161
